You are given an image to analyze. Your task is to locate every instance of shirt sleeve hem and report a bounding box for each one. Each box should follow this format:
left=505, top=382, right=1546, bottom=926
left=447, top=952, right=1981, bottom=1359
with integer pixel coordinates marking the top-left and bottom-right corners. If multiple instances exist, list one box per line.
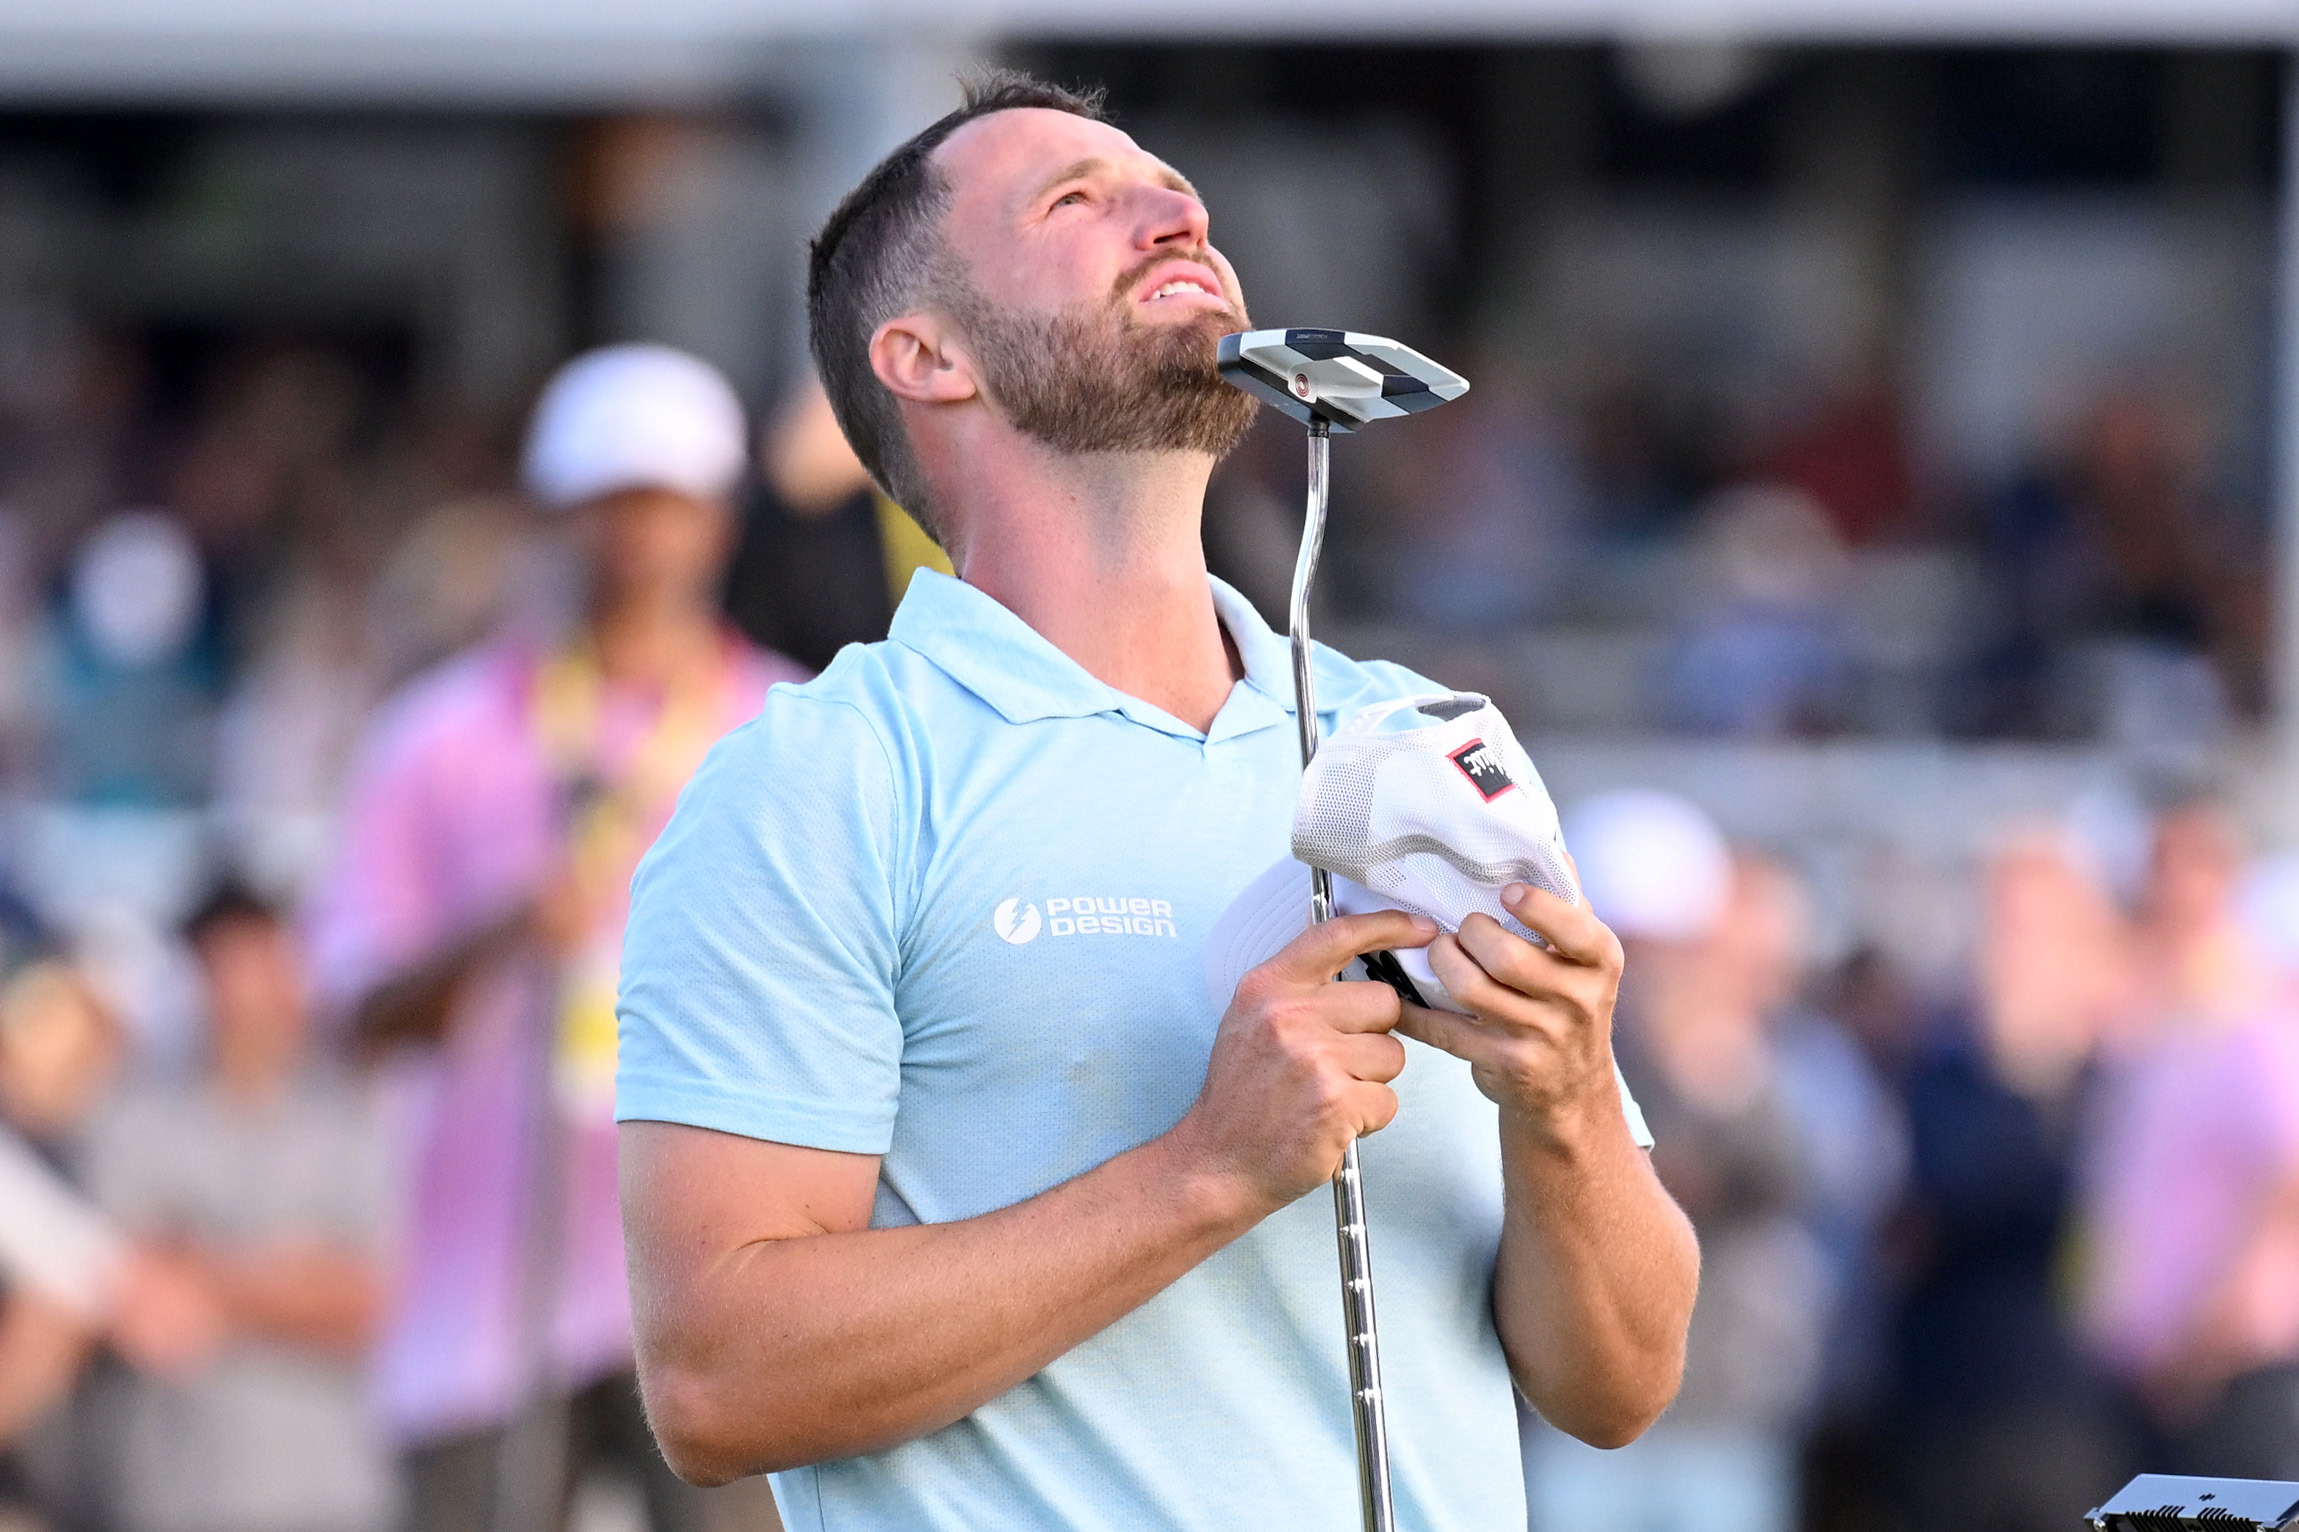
left=613, top=1074, right=896, bottom=1156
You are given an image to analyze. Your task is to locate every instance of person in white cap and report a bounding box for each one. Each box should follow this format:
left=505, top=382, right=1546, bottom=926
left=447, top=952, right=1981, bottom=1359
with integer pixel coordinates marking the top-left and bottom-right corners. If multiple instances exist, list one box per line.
left=614, top=72, right=1697, bottom=1532
left=303, top=344, right=806, bottom=1532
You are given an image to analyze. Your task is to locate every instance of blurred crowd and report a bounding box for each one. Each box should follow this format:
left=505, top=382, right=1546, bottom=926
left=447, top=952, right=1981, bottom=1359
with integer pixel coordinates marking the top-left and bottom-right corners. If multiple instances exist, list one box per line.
left=1525, top=785, right=2299, bottom=1532
left=0, top=303, right=2286, bottom=1532
left=1209, top=360, right=2267, bottom=751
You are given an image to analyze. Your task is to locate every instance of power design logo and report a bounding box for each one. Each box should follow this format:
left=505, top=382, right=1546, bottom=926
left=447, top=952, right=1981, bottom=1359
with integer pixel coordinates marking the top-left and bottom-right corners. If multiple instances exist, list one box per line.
left=993, top=895, right=1179, bottom=944
left=993, top=899, right=1043, bottom=945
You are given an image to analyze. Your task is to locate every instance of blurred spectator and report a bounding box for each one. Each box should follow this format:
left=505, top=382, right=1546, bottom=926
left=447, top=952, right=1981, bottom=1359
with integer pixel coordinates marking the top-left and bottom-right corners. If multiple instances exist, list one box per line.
left=0, top=958, right=122, bottom=1531
left=1895, top=830, right=2137, bottom=1532
left=1532, top=796, right=1824, bottom=1532
left=40, top=512, right=221, bottom=808
left=1661, top=484, right=1851, bottom=737
left=723, top=376, right=950, bottom=672
left=0, top=513, right=48, bottom=793
left=0, top=963, right=119, bottom=1164
left=304, top=345, right=803, bottom=1532
left=83, top=885, right=394, bottom=1532
left=1762, top=866, right=1908, bottom=1420
left=216, top=495, right=545, bottom=902
left=1371, top=378, right=1591, bottom=633
left=1751, top=375, right=1919, bottom=548
left=2081, top=801, right=2299, bottom=1479
left=1975, top=386, right=2263, bottom=742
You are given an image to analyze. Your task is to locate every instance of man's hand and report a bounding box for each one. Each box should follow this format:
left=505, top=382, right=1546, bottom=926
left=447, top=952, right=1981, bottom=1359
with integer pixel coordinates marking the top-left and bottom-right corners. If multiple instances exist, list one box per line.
left=1397, top=883, right=1624, bottom=1140
left=1175, top=910, right=1437, bottom=1211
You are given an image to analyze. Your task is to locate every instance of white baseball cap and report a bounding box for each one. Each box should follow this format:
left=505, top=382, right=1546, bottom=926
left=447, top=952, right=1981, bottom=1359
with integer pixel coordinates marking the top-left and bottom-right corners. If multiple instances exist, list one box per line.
left=1561, top=788, right=1731, bottom=942
left=521, top=344, right=749, bottom=511
left=1206, top=692, right=1580, bottom=1016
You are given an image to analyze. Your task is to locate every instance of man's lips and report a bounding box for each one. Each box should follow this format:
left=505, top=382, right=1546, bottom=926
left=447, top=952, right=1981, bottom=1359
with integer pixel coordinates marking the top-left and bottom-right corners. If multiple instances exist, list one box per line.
left=1133, top=260, right=1227, bottom=308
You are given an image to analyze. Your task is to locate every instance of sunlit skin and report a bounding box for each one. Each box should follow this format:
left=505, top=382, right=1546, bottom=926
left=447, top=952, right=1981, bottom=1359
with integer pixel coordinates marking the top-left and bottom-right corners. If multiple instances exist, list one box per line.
left=869, top=109, right=1254, bottom=734
left=623, top=105, right=1698, bottom=1486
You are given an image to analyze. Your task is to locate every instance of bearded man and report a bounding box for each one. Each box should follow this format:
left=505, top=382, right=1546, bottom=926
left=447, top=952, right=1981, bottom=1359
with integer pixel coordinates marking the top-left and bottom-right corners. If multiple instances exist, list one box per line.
left=615, top=73, right=1699, bottom=1532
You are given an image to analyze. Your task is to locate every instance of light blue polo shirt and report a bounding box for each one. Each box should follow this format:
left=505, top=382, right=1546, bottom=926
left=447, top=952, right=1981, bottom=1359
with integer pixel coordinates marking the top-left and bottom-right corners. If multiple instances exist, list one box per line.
left=618, top=570, right=1637, bottom=1532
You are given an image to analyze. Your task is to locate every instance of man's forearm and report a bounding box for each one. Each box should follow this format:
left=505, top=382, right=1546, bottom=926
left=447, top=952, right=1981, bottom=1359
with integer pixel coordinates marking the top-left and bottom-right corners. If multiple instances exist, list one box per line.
left=629, top=1123, right=1263, bottom=1484
left=1491, top=1100, right=1698, bottom=1448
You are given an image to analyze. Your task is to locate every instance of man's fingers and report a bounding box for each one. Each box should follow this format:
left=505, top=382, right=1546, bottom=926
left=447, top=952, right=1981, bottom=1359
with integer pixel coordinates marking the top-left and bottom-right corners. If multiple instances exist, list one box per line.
left=1336, top=1031, right=1408, bottom=1085
left=1267, top=908, right=1437, bottom=985
left=1349, top=1082, right=1401, bottom=1136
left=1321, top=978, right=1406, bottom=1036
left=1497, top=884, right=1619, bottom=970
left=1426, top=933, right=1529, bottom=1018
left=1393, top=1002, right=1488, bottom=1063
left=1453, top=914, right=1574, bottom=999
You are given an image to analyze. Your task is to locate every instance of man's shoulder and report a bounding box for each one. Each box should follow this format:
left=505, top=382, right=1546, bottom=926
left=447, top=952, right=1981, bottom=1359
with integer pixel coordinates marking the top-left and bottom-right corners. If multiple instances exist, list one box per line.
left=737, top=633, right=974, bottom=758
left=687, top=637, right=942, bottom=814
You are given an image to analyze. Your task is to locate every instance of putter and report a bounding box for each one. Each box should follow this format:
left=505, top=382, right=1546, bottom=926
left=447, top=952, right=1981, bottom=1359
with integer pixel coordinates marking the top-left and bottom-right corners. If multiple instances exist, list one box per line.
left=1218, top=329, right=1469, bottom=1532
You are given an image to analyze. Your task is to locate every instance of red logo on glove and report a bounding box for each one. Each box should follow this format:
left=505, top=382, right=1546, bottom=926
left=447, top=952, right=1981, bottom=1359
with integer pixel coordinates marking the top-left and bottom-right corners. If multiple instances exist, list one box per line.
left=1447, top=739, right=1516, bottom=801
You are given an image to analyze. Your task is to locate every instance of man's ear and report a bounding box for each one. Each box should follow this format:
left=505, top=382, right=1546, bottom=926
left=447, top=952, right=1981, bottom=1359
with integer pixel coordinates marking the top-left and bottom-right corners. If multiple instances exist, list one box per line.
left=869, top=313, right=980, bottom=407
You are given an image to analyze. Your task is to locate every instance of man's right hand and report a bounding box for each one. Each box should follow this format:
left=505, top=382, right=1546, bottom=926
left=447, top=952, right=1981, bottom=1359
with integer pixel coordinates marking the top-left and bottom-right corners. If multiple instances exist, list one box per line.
left=1176, top=910, right=1438, bottom=1212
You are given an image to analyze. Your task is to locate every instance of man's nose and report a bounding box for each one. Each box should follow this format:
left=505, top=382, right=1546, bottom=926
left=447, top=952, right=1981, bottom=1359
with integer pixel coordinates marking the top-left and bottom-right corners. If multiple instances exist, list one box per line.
left=1136, top=184, right=1211, bottom=250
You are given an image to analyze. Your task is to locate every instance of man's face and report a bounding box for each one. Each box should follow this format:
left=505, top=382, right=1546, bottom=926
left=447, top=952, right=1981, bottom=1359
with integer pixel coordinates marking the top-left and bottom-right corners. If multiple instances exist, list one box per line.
left=928, top=108, right=1258, bottom=456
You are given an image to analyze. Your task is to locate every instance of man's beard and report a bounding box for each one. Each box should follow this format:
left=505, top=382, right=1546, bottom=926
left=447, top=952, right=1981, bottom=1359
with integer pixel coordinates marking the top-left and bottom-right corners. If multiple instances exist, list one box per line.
left=952, top=264, right=1260, bottom=458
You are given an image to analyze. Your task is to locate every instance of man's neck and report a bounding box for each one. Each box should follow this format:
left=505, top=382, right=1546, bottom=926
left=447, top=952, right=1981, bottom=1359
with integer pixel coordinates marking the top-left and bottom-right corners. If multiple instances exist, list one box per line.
left=935, top=437, right=1242, bottom=733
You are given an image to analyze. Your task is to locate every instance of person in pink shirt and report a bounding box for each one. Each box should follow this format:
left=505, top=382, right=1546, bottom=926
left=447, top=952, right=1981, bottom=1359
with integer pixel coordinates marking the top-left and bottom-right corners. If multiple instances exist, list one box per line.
left=2081, top=800, right=2299, bottom=1479
left=304, top=346, right=806, bottom=1532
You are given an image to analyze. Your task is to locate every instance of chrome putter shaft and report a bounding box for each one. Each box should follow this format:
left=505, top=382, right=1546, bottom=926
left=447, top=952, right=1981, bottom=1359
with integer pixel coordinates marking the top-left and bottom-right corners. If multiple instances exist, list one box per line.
left=1221, top=328, right=1469, bottom=1532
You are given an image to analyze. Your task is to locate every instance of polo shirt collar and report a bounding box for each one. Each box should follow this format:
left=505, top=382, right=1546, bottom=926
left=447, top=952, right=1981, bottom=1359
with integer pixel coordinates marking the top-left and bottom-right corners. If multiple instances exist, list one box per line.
left=888, top=569, right=1299, bottom=738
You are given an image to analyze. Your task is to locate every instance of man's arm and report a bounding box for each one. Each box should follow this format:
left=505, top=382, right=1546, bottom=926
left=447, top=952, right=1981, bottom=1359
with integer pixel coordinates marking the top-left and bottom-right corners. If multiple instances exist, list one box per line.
left=1399, top=885, right=1699, bottom=1448
left=623, top=909, right=1433, bottom=1485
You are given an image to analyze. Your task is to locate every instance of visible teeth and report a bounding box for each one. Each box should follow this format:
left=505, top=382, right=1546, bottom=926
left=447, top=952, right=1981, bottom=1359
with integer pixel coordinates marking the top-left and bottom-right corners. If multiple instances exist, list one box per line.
left=1151, top=280, right=1208, bottom=300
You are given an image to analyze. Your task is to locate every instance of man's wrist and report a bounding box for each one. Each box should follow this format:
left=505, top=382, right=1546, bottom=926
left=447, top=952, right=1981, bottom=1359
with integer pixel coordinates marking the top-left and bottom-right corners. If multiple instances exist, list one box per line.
left=1143, top=1115, right=1281, bottom=1237
left=1497, top=1073, right=1629, bottom=1164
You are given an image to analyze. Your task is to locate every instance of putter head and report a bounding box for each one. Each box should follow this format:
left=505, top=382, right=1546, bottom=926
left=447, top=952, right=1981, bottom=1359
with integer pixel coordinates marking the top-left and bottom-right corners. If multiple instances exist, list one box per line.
left=1218, top=328, right=1469, bottom=432
left=2085, top=1475, right=2299, bottom=1530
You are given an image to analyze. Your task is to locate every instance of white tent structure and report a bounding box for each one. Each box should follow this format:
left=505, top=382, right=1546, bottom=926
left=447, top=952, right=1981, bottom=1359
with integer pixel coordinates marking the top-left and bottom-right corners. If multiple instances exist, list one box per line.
left=2, top=0, right=2297, bottom=749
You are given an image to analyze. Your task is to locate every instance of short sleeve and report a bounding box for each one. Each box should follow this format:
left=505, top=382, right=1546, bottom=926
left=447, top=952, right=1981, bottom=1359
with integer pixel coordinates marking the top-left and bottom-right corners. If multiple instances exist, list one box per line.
left=616, top=692, right=908, bottom=1155
left=1617, top=1062, right=1654, bottom=1150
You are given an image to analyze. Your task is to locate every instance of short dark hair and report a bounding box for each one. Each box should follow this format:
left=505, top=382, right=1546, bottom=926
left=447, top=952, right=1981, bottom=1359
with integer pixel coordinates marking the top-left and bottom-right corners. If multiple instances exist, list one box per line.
left=182, top=882, right=280, bottom=947
left=806, top=70, right=1109, bottom=543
